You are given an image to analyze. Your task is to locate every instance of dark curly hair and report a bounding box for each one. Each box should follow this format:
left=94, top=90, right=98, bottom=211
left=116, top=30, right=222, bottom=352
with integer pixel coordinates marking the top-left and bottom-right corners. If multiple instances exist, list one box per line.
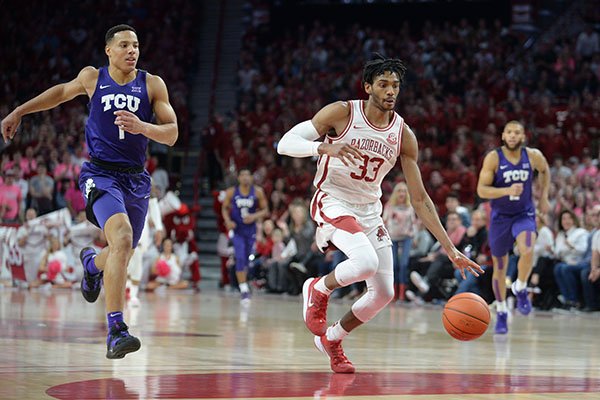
left=362, top=53, right=407, bottom=87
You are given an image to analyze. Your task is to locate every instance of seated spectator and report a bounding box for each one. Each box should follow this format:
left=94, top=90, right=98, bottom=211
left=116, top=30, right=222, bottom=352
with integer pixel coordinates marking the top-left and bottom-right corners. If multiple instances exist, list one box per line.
left=443, top=192, right=471, bottom=228
left=529, top=212, right=558, bottom=310
left=147, top=238, right=189, bottom=290
left=553, top=209, right=591, bottom=309
left=410, top=211, right=467, bottom=301
left=0, top=169, right=22, bottom=223
left=32, top=235, right=73, bottom=289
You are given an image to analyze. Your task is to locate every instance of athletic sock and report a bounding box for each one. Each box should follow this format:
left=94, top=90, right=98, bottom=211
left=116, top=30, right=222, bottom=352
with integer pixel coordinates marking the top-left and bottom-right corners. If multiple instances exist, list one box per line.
left=514, top=279, right=527, bottom=292
left=496, top=301, right=508, bottom=313
left=239, top=282, right=249, bottom=293
left=315, top=278, right=333, bottom=295
left=326, top=321, right=349, bottom=342
left=130, top=284, right=139, bottom=299
left=107, top=311, right=124, bottom=331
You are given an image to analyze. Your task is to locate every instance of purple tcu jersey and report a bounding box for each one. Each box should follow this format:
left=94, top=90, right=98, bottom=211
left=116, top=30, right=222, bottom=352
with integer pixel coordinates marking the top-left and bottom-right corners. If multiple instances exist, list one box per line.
left=490, top=147, right=535, bottom=216
left=230, top=186, right=258, bottom=235
left=85, top=67, right=153, bottom=167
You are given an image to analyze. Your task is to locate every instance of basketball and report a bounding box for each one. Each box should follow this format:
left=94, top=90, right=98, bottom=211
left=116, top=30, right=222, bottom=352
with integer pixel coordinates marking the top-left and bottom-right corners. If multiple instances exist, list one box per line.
left=442, top=292, right=490, bottom=341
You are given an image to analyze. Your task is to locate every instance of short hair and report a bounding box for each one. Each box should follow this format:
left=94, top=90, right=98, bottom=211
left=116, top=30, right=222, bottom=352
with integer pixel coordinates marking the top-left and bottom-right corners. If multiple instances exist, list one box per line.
left=362, top=53, right=407, bottom=87
left=446, top=211, right=461, bottom=220
left=504, top=120, right=524, bottom=131
left=238, top=167, right=252, bottom=175
left=105, top=24, right=137, bottom=44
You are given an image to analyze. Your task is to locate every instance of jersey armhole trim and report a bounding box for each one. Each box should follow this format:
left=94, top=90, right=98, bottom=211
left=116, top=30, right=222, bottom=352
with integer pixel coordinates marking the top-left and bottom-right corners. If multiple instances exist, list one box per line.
left=330, top=101, right=353, bottom=142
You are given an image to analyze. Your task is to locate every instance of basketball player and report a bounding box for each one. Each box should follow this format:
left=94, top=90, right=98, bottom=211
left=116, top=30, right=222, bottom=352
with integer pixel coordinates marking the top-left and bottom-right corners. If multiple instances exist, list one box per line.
left=1, top=24, right=178, bottom=358
left=277, top=55, right=483, bottom=373
left=477, top=121, right=550, bottom=334
left=221, top=168, right=269, bottom=302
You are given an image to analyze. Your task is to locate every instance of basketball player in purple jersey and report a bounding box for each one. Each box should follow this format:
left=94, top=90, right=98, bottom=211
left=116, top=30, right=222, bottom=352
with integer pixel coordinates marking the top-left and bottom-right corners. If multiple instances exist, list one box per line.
left=1, top=25, right=178, bottom=358
left=221, top=168, right=269, bottom=302
left=477, top=121, right=550, bottom=334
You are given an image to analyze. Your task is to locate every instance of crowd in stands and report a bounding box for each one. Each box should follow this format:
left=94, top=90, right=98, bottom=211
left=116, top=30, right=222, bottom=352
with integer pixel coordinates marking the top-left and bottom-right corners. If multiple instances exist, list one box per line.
left=0, top=1, right=201, bottom=292
left=206, top=9, right=600, bottom=311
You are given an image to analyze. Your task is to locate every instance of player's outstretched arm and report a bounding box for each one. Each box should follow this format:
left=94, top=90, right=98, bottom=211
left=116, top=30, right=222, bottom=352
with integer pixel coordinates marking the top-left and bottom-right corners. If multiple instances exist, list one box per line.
left=1, top=66, right=95, bottom=143
left=400, top=125, right=483, bottom=278
left=114, top=74, right=178, bottom=146
left=528, top=148, right=551, bottom=213
left=277, top=101, right=363, bottom=165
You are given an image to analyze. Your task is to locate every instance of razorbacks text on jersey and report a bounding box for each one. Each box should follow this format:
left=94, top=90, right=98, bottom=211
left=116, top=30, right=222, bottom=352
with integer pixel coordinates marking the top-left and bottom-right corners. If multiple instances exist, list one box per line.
left=85, top=67, right=153, bottom=167
left=313, top=100, right=404, bottom=204
left=491, top=147, right=535, bottom=216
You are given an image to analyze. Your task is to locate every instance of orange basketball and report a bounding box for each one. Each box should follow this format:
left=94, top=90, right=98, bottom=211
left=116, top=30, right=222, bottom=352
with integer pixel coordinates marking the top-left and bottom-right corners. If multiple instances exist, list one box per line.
left=442, top=292, right=490, bottom=341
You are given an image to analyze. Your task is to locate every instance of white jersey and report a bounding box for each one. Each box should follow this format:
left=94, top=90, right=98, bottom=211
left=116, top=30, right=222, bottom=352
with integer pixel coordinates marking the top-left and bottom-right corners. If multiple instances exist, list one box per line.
left=313, top=100, right=404, bottom=204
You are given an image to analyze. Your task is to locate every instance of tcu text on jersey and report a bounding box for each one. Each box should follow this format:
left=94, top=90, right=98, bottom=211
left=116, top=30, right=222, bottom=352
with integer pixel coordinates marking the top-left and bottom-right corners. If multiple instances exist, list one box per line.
left=502, top=169, right=529, bottom=184
left=235, top=197, right=255, bottom=209
left=101, top=94, right=141, bottom=112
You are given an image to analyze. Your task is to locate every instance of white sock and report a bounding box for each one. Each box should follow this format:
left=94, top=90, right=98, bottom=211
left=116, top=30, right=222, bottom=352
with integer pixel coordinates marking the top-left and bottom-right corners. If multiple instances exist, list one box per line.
left=315, top=278, right=333, bottom=295
left=130, top=284, right=139, bottom=299
left=239, top=282, right=249, bottom=293
left=326, top=321, right=349, bottom=342
left=514, top=279, right=527, bottom=292
left=496, top=301, right=508, bottom=313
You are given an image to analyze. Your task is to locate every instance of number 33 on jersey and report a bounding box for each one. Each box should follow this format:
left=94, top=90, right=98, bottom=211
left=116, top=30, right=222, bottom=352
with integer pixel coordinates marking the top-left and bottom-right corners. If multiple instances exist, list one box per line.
left=314, top=100, right=403, bottom=204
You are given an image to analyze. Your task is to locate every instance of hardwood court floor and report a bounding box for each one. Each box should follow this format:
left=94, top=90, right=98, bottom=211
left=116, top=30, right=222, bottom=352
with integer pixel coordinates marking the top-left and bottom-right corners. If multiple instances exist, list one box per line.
left=1, top=283, right=599, bottom=399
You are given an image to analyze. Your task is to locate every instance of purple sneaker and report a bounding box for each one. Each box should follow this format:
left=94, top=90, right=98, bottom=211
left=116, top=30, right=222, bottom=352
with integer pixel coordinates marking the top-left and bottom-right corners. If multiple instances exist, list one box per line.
left=80, top=247, right=103, bottom=303
left=494, top=312, right=508, bottom=334
left=511, top=282, right=532, bottom=315
left=106, top=322, right=141, bottom=359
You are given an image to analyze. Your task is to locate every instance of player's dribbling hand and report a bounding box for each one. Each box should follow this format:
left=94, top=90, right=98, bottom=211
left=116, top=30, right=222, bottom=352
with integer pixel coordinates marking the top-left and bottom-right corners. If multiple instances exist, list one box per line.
left=448, top=248, right=485, bottom=280
left=114, top=110, right=146, bottom=135
left=1, top=111, right=22, bottom=143
left=320, top=143, right=364, bottom=166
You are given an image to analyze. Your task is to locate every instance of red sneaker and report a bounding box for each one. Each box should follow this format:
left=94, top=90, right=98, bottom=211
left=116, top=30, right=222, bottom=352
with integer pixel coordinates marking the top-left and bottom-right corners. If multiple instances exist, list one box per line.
left=302, top=277, right=329, bottom=336
left=314, top=335, right=355, bottom=374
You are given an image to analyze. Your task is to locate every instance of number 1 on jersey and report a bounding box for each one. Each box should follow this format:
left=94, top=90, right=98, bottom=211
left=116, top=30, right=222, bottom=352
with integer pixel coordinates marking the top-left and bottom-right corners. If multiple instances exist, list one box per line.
left=119, top=127, right=125, bottom=140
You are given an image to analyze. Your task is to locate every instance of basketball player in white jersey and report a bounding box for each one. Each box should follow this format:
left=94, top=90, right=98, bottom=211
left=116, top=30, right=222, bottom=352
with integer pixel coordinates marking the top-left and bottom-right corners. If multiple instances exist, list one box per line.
left=277, top=55, right=483, bottom=373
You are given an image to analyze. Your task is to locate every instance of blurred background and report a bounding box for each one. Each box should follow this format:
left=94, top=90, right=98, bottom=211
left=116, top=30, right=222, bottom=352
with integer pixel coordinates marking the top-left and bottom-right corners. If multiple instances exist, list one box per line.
left=0, top=0, right=598, bottom=301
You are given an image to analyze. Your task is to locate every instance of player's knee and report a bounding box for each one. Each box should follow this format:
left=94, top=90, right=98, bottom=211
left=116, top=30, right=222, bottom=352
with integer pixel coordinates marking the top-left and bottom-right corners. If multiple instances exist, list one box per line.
left=351, top=247, right=378, bottom=276
left=110, top=226, right=134, bottom=253
left=519, top=245, right=534, bottom=258
left=376, top=283, right=395, bottom=306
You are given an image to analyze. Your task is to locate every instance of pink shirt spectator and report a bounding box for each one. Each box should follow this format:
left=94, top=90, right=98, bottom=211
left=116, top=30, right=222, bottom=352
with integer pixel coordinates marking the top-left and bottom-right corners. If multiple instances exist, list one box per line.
left=54, top=163, right=81, bottom=180
left=577, top=165, right=598, bottom=179
left=0, top=183, right=23, bottom=221
left=441, top=225, right=467, bottom=255
left=65, top=186, right=86, bottom=214
left=20, top=158, right=37, bottom=178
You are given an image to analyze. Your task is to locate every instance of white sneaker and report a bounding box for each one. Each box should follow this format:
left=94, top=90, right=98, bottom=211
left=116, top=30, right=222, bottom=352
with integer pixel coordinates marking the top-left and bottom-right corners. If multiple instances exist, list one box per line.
left=405, top=289, right=425, bottom=305
left=290, top=262, right=308, bottom=274
left=129, top=296, right=141, bottom=308
left=410, top=271, right=430, bottom=293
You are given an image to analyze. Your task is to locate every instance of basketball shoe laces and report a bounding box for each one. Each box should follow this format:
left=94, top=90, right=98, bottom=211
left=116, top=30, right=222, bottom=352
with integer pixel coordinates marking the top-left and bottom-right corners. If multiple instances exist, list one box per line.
left=311, top=290, right=328, bottom=325
left=328, top=339, right=351, bottom=365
